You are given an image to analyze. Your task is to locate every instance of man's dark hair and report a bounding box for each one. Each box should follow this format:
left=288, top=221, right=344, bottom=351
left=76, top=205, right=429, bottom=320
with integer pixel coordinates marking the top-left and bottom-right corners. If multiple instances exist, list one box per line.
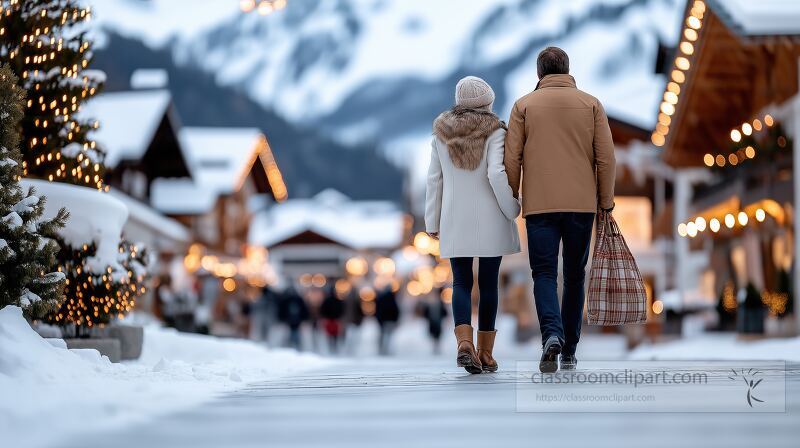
left=537, top=47, right=570, bottom=78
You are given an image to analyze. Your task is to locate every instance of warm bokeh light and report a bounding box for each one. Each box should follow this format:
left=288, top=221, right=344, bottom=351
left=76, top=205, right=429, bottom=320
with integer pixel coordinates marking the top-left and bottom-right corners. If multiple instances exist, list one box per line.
left=223, top=278, right=236, bottom=292
left=373, top=257, right=396, bottom=276
left=737, top=211, right=749, bottom=226
left=652, top=300, right=664, bottom=315
left=724, top=213, right=735, bottom=229
left=695, top=217, right=706, bottom=232
left=686, top=221, right=698, bottom=238
left=709, top=218, right=721, bottom=233
left=345, top=256, right=369, bottom=277
left=677, top=223, right=688, bottom=237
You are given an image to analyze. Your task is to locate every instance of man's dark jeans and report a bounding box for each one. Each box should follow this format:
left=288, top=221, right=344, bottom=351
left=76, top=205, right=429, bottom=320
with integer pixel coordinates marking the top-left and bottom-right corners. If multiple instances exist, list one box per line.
left=525, top=212, right=595, bottom=355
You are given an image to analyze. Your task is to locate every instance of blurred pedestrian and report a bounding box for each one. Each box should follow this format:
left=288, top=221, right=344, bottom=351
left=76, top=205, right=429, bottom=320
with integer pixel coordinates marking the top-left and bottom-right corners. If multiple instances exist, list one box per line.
left=253, top=280, right=282, bottom=342
left=341, top=280, right=364, bottom=355
left=422, top=291, right=448, bottom=354
left=319, top=285, right=345, bottom=354
left=374, top=286, right=400, bottom=355
left=277, top=283, right=309, bottom=351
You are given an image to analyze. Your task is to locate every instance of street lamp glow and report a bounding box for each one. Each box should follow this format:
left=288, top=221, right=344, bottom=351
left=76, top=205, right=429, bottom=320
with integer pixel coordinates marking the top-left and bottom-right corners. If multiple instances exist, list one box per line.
left=755, top=208, right=766, bottom=222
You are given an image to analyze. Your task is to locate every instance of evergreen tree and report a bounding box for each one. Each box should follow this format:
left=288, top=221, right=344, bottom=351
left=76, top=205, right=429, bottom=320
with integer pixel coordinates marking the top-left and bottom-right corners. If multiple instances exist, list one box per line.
left=1, top=1, right=149, bottom=330
left=0, top=0, right=106, bottom=189
left=0, top=64, right=68, bottom=318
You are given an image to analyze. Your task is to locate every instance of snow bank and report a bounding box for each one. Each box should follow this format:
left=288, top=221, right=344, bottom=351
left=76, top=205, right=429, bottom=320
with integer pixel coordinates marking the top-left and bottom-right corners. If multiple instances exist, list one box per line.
left=21, top=179, right=128, bottom=274
left=629, top=333, right=800, bottom=361
left=0, top=306, right=330, bottom=448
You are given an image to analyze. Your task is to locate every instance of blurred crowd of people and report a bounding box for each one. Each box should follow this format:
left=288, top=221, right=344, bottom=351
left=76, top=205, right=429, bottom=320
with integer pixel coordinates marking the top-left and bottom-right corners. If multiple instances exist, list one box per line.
left=252, top=278, right=405, bottom=355
left=155, top=277, right=448, bottom=355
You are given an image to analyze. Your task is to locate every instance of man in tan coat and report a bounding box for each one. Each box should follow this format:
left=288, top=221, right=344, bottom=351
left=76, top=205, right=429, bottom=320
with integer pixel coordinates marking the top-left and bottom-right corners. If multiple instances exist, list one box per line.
left=505, top=47, right=616, bottom=373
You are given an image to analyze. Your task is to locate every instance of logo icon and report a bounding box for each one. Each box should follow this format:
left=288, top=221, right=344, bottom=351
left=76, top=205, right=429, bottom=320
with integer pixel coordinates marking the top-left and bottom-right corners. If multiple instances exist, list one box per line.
left=728, top=368, right=764, bottom=407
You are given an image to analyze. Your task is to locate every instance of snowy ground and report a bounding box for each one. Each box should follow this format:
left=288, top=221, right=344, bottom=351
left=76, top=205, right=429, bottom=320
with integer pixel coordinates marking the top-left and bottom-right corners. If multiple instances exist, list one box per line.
left=53, top=357, right=800, bottom=448
left=0, top=306, right=331, bottom=448
left=4, top=304, right=800, bottom=447
left=630, top=333, right=800, bottom=361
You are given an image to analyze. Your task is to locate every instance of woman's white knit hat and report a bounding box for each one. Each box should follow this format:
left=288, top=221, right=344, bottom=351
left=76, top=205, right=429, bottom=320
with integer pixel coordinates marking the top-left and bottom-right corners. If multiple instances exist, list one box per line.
left=455, top=76, right=495, bottom=109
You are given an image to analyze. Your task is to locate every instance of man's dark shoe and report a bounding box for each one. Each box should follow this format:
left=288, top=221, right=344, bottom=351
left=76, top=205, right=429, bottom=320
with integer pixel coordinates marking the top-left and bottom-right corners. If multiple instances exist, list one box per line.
left=560, top=354, right=577, bottom=370
left=539, top=336, right=562, bottom=373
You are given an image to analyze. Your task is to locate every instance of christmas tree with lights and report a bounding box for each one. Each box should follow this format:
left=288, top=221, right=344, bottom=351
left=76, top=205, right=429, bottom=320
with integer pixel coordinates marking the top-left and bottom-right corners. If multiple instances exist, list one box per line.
left=0, top=64, right=68, bottom=318
left=0, top=0, right=148, bottom=332
left=0, top=0, right=107, bottom=189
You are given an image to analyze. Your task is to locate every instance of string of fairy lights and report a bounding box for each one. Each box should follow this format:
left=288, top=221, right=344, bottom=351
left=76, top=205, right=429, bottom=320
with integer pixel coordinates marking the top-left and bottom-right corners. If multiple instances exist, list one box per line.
left=50, top=241, right=148, bottom=328
left=700, top=114, right=789, bottom=168
left=651, top=0, right=706, bottom=148
left=0, top=0, right=108, bottom=191
left=677, top=199, right=786, bottom=239
left=652, top=0, right=790, bottom=169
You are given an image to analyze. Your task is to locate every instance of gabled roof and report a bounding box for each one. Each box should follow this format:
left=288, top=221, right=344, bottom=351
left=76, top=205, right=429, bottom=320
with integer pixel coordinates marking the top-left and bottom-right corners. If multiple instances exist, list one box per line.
left=708, top=0, right=800, bottom=37
left=180, top=127, right=261, bottom=195
left=651, top=0, right=800, bottom=166
left=180, top=127, right=286, bottom=199
left=250, top=190, right=404, bottom=250
left=82, top=90, right=173, bottom=168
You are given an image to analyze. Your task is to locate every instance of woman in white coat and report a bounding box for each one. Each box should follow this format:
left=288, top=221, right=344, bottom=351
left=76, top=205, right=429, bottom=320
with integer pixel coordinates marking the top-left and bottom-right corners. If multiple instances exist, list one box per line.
left=425, top=76, right=521, bottom=374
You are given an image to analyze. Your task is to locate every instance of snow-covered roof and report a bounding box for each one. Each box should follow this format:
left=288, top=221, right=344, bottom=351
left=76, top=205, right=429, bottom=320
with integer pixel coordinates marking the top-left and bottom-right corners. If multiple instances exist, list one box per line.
left=709, top=0, right=800, bottom=37
left=150, top=178, right=219, bottom=215
left=110, top=189, right=191, bottom=243
left=180, top=127, right=263, bottom=196
left=81, top=90, right=172, bottom=168
left=250, top=189, right=405, bottom=250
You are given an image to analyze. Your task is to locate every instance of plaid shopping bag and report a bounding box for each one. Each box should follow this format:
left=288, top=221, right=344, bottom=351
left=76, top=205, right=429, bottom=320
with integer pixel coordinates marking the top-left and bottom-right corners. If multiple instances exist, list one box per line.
left=587, top=210, right=647, bottom=325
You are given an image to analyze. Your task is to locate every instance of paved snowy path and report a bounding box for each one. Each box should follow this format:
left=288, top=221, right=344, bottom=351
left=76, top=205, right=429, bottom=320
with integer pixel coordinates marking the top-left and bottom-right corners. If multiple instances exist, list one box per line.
left=61, top=356, right=799, bottom=448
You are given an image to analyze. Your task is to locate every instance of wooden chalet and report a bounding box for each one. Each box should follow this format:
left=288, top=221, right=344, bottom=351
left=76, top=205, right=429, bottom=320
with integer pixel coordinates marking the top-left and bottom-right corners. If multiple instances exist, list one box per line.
left=652, top=0, right=800, bottom=331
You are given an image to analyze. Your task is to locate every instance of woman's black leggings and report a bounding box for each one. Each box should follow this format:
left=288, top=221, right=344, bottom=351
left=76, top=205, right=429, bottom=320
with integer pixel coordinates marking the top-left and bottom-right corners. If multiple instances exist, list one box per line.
left=449, top=257, right=502, bottom=331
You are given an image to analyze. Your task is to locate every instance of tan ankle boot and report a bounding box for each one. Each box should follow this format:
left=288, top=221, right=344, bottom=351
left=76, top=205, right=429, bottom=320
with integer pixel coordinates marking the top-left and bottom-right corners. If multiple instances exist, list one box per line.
left=477, top=330, right=498, bottom=372
left=454, top=324, right=482, bottom=374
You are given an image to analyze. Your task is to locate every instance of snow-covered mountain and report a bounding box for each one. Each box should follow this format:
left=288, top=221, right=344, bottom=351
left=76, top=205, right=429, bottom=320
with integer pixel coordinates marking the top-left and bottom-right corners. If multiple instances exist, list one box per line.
left=91, top=0, right=681, bottom=125
left=88, top=0, right=683, bottom=196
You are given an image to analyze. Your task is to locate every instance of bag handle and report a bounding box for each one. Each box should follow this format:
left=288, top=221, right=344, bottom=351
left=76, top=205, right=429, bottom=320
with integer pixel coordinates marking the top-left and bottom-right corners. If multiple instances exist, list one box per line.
left=597, top=210, right=619, bottom=236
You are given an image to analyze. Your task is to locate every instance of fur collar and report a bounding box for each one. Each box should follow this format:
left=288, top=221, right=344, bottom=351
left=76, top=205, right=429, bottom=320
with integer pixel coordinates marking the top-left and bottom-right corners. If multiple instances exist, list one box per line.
left=433, top=106, right=506, bottom=170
